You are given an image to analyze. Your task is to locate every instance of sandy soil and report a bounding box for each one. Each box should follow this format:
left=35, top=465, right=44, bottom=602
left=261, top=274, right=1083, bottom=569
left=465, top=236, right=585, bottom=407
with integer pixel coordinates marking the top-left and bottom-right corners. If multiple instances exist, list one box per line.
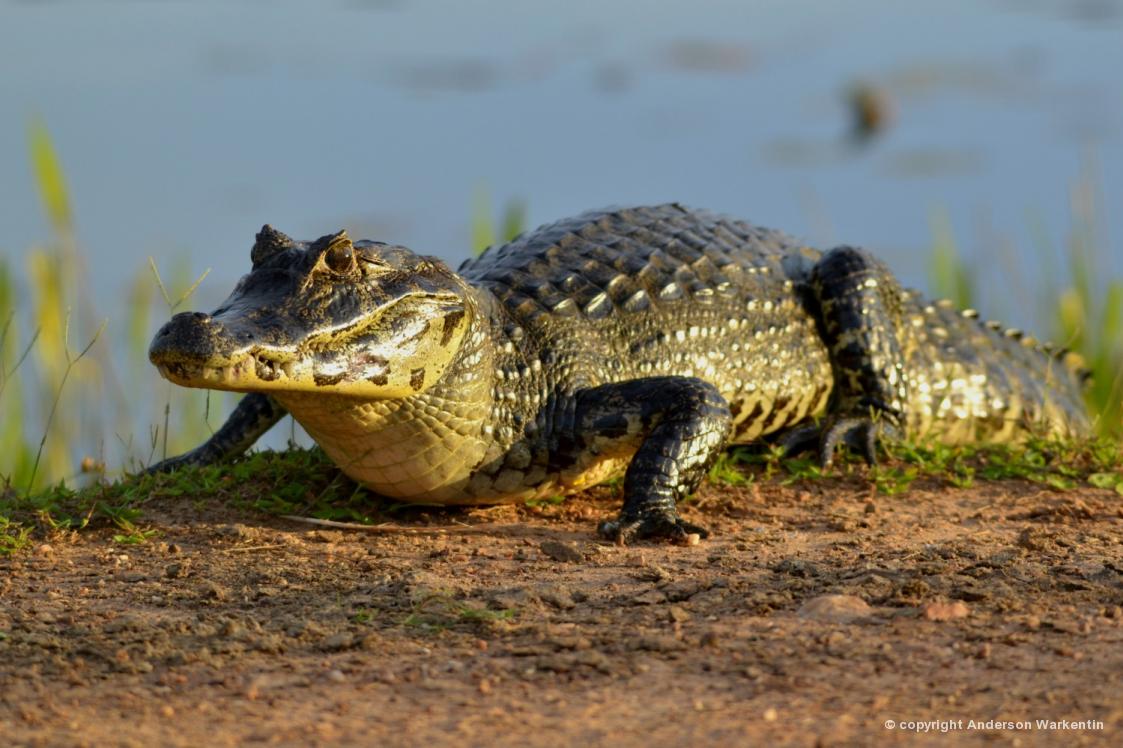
left=2, top=474, right=1122, bottom=747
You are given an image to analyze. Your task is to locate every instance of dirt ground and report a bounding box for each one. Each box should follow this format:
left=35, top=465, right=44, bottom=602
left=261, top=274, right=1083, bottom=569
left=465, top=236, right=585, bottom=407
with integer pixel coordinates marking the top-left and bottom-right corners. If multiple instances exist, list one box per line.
left=2, top=474, right=1122, bottom=747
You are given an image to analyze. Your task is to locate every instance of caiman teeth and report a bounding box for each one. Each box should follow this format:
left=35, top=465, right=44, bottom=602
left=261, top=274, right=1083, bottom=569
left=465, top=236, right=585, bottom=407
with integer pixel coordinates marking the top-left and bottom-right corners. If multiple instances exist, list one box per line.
left=254, top=353, right=281, bottom=382
left=158, top=355, right=299, bottom=389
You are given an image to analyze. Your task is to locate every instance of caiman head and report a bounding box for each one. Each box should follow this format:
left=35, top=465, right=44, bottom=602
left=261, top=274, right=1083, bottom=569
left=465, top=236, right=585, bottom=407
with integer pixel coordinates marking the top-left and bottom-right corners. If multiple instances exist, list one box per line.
left=150, top=226, right=472, bottom=399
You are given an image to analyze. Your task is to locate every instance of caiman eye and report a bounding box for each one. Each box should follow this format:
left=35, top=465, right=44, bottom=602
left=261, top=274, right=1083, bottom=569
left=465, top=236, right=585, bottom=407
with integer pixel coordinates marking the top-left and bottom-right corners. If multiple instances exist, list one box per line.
left=323, top=235, right=356, bottom=274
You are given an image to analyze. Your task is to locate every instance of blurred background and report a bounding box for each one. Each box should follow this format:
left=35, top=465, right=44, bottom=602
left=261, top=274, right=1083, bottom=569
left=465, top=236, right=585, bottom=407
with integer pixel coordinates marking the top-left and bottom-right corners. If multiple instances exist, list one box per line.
left=1, top=0, right=1121, bottom=489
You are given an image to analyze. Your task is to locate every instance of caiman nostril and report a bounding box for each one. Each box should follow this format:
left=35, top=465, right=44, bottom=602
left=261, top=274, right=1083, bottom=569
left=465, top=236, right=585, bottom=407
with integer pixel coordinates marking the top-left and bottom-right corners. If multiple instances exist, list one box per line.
left=150, top=310, right=235, bottom=365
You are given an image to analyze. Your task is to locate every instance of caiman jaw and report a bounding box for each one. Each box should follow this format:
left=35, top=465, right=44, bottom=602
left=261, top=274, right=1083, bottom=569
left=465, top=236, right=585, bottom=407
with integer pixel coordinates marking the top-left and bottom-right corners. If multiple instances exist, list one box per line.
left=150, top=293, right=471, bottom=399
left=153, top=351, right=306, bottom=394
left=149, top=309, right=309, bottom=394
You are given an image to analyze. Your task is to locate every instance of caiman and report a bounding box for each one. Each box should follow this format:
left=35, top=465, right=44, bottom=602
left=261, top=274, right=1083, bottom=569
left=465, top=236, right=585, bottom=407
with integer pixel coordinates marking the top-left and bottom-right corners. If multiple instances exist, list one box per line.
left=149, top=204, right=1091, bottom=542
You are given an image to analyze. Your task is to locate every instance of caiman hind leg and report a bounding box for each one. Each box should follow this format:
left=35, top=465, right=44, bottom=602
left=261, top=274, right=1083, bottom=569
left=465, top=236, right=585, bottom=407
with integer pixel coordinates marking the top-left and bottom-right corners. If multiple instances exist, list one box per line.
left=783, top=246, right=909, bottom=467
left=146, top=393, right=287, bottom=473
left=564, top=377, right=732, bottom=544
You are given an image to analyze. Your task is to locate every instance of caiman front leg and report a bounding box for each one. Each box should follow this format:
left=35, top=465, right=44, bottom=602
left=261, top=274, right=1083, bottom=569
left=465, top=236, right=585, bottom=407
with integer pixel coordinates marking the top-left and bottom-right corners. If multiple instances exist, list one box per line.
left=146, top=393, right=287, bottom=473
left=782, top=246, right=909, bottom=467
left=560, top=376, right=732, bottom=544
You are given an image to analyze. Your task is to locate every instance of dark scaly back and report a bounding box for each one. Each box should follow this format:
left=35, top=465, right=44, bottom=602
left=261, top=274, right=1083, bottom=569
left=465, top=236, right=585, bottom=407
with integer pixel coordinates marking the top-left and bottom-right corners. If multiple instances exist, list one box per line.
left=460, top=203, right=1090, bottom=445
left=459, top=204, right=836, bottom=442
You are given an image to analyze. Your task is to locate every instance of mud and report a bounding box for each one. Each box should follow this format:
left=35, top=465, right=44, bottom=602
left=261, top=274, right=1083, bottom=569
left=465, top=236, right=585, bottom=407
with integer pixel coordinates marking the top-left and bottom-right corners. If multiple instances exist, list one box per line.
left=2, top=476, right=1122, bottom=746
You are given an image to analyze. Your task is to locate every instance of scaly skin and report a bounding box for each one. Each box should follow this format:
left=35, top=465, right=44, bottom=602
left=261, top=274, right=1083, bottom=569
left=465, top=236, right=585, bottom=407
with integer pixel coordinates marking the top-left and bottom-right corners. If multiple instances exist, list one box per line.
left=149, top=204, right=1091, bottom=542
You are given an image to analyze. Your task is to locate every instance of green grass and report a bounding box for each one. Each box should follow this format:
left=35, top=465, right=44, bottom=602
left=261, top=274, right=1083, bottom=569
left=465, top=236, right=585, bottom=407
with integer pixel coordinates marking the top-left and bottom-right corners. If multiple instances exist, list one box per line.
left=2, top=436, right=1118, bottom=556
left=525, top=494, right=566, bottom=508
left=700, top=435, right=1122, bottom=497
left=0, top=516, right=32, bottom=555
left=707, top=451, right=756, bottom=487
left=0, top=448, right=349, bottom=552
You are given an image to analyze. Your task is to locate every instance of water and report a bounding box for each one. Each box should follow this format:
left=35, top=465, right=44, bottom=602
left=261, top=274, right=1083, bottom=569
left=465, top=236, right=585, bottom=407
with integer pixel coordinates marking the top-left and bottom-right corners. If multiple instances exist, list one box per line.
left=1, top=0, right=1121, bottom=473
left=3, top=0, right=1120, bottom=303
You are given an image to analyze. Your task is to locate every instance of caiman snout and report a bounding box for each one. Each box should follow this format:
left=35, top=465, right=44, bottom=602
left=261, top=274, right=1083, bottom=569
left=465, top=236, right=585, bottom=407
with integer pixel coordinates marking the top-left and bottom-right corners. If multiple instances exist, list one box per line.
left=149, top=311, right=237, bottom=366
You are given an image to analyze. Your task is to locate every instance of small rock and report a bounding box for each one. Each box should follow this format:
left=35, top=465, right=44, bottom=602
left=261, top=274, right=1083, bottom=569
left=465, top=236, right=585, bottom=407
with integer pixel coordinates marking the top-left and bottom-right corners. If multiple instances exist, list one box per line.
left=539, top=540, right=584, bottom=563
left=488, top=593, right=526, bottom=611
left=684, top=533, right=701, bottom=546
left=539, top=586, right=577, bottom=610
left=636, top=635, right=686, bottom=652
left=251, top=634, right=284, bottom=654
left=165, top=563, right=185, bottom=579
left=1017, top=527, right=1053, bottom=551
left=253, top=586, right=279, bottom=600
left=574, top=650, right=613, bottom=673
left=244, top=676, right=265, bottom=701
left=1042, top=618, right=1081, bottom=634
left=633, top=589, right=668, bottom=606
left=668, top=605, right=691, bottom=623
left=327, top=669, right=346, bottom=683
left=774, top=558, right=821, bottom=578
left=220, top=619, right=243, bottom=638
left=637, top=563, right=672, bottom=583
left=923, top=600, right=970, bottom=621
left=320, top=632, right=355, bottom=651
left=201, top=581, right=229, bottom=601
left=192, top=622, right=218, bottom=637
left=545, top=634, right=591, bottom=651
left=763, top=707, right=779, bottom=722
left=798, top=594, right=872, bottom=623
left=218, top=524, right=259, bottom=540
left=699, top=630, right=721, bottom=648
left=662, top=580, right=704, bottom=602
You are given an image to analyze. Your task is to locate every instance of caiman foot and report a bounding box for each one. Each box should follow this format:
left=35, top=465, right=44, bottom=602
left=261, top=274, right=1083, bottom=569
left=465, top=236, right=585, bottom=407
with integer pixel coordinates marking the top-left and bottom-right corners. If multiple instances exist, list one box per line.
left=778, top=413, right=900, bottom=470
left=597, top=512, right=710, bottom=545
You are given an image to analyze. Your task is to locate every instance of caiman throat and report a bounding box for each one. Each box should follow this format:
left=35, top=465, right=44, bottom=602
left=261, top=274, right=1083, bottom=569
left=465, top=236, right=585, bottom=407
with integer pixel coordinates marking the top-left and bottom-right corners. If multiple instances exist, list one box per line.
left=149, top=204, right=1092, bottom=542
